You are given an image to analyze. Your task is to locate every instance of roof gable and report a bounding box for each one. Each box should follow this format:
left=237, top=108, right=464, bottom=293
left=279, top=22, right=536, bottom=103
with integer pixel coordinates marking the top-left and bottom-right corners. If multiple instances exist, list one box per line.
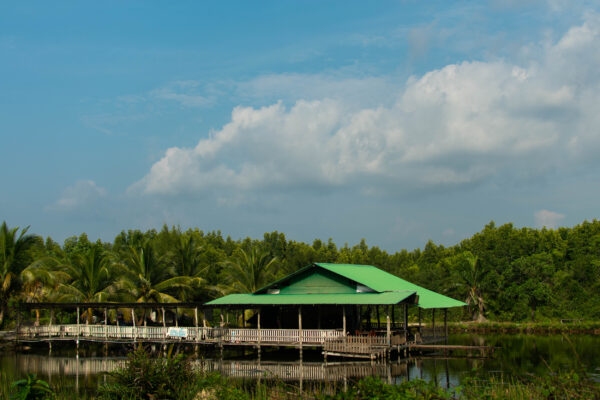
left=251, top=263, right=465, bottom=309
left=314, top=263, right=465, bottom=309
left=278, top=269, right=356, bottom=294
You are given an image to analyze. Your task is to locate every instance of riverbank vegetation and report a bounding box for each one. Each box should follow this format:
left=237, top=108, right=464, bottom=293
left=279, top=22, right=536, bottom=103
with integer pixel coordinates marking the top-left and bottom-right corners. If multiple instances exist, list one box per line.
left=1, top=218, right=600, bottom=328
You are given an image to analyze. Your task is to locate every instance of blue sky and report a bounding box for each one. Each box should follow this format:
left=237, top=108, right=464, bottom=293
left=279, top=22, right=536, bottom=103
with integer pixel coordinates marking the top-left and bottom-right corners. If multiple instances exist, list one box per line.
left=2, top=1, right=600, bottom=250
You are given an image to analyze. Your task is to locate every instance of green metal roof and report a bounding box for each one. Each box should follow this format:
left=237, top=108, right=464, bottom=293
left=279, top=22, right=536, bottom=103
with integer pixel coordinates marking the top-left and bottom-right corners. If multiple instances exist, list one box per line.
left=313, top=263, right=466, bottom=309
left=205, top=291, right=417, bottom=306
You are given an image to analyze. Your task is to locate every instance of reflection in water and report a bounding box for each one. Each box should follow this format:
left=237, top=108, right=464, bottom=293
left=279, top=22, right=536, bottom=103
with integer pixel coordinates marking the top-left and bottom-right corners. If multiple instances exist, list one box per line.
left=2, top=333, right=599, bottom=394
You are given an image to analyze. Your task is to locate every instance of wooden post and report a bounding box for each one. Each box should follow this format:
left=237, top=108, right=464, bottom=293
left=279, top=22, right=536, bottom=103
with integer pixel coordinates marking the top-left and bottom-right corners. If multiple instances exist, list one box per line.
left=342, top=306, right=347, bottom=335
left=131, top=309, right=136, bottom=341
left=298, top=306, right=303, bottom=346
left=418, top=308, right=422, bottom=331
left=376, top=305, right=381, bottom=329
left=391, top=306, right=395, bottom=329
left=404, top=303, right=409, bottom=343
left=220, top=309, right=224, bottom=327
left=76, top=307, right=80, bottom=338
left=386, top=306, right=391, bottom=346
left=444, top=309, right=448, bottom=344
left=257, top=309, right=261, bottom=345
left=175, top=308, right=179, bottom=327
left=161, top=307, right=166, bottom=328
left=194, top=307, right=199, bottom=342
left=104, top=308, right=108, bottom=339
left=432, top=309, right=436, bottom=339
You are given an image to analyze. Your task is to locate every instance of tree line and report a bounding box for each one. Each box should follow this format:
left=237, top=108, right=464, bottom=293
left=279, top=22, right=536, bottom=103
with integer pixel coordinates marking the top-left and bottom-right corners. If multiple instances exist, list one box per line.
left=1, top=219, right=599, bottom=327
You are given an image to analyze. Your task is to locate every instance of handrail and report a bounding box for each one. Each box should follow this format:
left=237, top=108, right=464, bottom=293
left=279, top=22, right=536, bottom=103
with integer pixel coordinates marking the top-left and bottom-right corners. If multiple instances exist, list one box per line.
left=16, top=325, right=344, bottom=345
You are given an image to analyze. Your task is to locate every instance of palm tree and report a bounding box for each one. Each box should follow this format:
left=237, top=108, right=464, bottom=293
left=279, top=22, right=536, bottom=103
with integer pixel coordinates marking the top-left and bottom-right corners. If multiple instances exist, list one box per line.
left=20, top=260, right=68, bottom=325
left=170, top=234, right=208, bottom=277
left=167, top=234, right=211, bottom=301
left=222, top=246, right=278, bottom=294
left=118, top=240, right=200, bottom=303
left=0, top=222, right=39, bottom=326
left=452, top=251, right=487, bottom=322
left=117, top=240, right=201, bottom=325
left=57, top=246, right=119, bottom=323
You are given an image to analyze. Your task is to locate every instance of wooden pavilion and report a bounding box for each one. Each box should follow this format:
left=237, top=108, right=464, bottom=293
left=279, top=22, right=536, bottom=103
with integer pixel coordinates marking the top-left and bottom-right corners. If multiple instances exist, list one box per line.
left=16, top=263, right=466, bottom=359
left=205, top=263, right=465, bottom=358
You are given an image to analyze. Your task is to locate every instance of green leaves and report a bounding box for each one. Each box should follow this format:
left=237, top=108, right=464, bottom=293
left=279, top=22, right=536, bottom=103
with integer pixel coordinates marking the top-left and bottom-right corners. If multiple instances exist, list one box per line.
left=10, top=374, right=53, bottom=400
left=221, top=246, right=277, bottom=294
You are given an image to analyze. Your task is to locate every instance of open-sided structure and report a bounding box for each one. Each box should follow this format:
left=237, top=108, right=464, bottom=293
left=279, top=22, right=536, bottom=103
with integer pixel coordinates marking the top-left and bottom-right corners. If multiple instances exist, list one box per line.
left=16, top=263, right=466, bottom=359
left=206, top=263, right=465, bottom=357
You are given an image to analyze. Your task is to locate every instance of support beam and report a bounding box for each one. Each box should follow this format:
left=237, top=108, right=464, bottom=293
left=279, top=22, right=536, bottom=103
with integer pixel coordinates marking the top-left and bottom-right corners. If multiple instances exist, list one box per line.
left=418, top=308, right=422, bottom=331
left=404, top=303, right=409, bottom=343
left=342, top=306, right=347, bottom=335
left=104, top=308, right=108, bottom=339
left=195, top=307, right=199, bottom=342
left=444, top=309, right=448, bottom=344
left=386, top=306, right=391, bottom=345
left=298, top=306, right=303, bottom=346
left=220, top=309, right=224, bottom=327
left=76, top=307, right=80, bottom=338
left=391, top=306, right=395, bottom=329
left=175, top=308, right=179, bottom=327
left=432, top=309, right=436, bottom=339
left=257, top=309, right=261, bottom=345
left=131, top=309, right=136, bottom=341
left=161, top=307, right=166, bottom=328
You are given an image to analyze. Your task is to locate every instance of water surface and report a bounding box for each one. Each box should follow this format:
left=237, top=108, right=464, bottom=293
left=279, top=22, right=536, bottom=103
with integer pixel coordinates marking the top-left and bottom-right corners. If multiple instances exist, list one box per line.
left=2, top=333, right=599, bottom=394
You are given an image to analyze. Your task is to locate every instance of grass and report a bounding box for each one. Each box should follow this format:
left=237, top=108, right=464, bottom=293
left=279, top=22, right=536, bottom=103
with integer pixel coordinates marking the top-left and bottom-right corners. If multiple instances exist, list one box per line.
left=446, top=320, right=600, bottom=334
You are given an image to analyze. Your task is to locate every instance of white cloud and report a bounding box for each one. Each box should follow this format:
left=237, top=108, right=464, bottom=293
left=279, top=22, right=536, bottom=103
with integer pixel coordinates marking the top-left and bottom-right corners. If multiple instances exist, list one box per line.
left=131, top=15, right=600, bottom=204
left=52, top=180, right=107, bottom=209
left=535, top=209, right=565, bottom=229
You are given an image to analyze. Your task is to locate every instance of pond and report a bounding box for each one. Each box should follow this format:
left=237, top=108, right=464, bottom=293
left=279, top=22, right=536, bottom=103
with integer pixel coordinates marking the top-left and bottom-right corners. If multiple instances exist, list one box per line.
left=1, top=333, right=599, bottom=395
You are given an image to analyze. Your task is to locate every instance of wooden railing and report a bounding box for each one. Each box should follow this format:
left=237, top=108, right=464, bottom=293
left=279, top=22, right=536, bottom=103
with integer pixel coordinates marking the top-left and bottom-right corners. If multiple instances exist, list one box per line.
left=17, top=325, right=343, bottom=345
left=213, top=328, right=343, bottom=344
left=18, top=325, right=214, bottom=341
left=323, top=335, right=396, bottom=356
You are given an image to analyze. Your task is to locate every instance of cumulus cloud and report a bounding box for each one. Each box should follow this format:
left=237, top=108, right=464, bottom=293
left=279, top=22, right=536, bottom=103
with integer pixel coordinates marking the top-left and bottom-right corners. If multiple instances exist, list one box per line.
left=52, top=180, right=107, bottom=209
left=535, top=209, right=565, bottom=229
left=130, top=15, right=600, bottom=203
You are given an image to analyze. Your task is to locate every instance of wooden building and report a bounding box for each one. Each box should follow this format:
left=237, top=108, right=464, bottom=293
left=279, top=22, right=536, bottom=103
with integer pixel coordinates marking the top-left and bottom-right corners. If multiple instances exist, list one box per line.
left=17, top=263, right=466, bottom=359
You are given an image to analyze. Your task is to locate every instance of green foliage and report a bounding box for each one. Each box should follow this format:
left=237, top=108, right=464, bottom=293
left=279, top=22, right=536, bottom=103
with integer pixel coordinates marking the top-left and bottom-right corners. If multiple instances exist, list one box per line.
left=321, top=376, right=454, bottom=399
left=9, top=374, right=53, bottom=400
left=97, top=346, right=200, bottom=400
left=3, top=218, right=600, bottom=324
left=221, top=246, right=278, bottom=293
